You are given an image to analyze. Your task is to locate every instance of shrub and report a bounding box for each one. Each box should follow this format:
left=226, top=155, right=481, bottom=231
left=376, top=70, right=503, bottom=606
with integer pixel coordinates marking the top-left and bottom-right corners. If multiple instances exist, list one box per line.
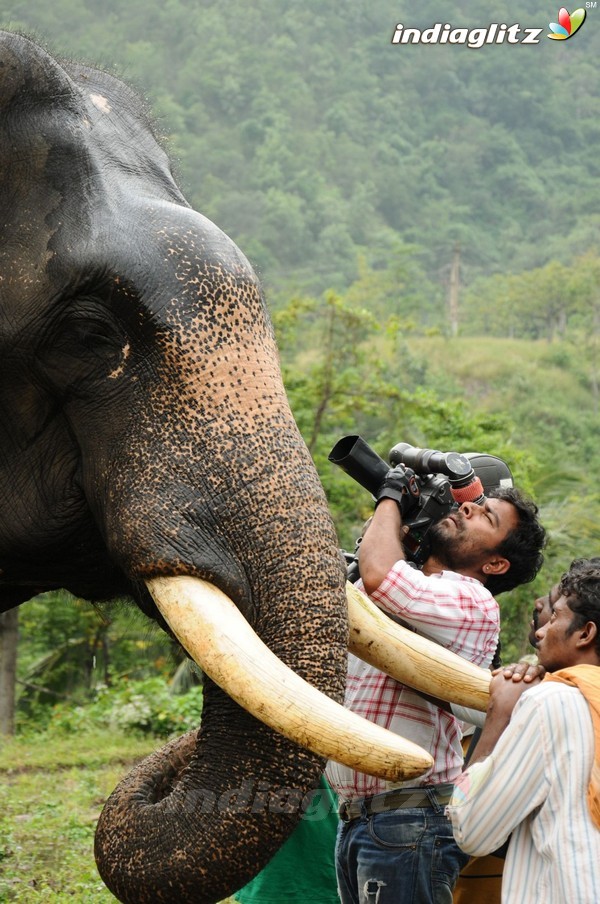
left=25, top=676, right=203, bottom=738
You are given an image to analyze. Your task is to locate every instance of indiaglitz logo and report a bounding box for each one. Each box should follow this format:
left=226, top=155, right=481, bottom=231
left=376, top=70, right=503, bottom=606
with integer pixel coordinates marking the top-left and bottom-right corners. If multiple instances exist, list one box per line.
left=547, top=7, right=587, bottom=39
left=391, top=22, right=544, bottom=48
left=391, top=8, right=591, bottom=49
left=451, top=758, right=495, bottom=806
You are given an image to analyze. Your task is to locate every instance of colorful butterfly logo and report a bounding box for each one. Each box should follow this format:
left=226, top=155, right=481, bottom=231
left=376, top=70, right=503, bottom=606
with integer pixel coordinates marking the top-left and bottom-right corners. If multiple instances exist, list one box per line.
left=548, top=7, right=587, bottom=39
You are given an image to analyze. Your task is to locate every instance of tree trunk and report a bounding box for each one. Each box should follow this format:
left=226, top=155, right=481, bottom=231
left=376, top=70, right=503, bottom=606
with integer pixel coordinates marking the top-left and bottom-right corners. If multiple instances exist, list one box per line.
left=448, top=244, right=460, bottom=337
left=0, top=608, right=19, bottom=736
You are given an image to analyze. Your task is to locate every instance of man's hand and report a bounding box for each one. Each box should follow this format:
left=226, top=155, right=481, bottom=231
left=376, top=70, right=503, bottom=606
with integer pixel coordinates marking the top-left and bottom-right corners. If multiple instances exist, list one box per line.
left=494, top=661, right=546, bottom=684
left=486, top=670, right=540, bottom=721
left=466, top=670, right=541, bottom=765
left=376, top=465, right=420, bottom=516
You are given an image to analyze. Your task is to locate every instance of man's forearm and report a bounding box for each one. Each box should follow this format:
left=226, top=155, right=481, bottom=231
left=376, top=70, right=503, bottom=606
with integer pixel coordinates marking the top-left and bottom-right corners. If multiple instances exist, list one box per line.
left=465, top=709, right=511, bottom=763
left=467, top=673, right=541, bottom=764
left=358, top=499, right=405, bottom=595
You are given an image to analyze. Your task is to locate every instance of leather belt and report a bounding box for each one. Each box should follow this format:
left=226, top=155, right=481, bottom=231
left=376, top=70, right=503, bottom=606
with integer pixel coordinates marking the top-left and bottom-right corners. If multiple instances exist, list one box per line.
left=338, top=784, right=454, bottom=823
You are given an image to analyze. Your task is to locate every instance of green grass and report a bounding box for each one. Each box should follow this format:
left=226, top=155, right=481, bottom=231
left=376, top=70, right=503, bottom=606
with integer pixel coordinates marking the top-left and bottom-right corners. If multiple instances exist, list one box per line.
left=0, top=729, right=238, bottom=902
left=0, top=730, right=155, bottom=901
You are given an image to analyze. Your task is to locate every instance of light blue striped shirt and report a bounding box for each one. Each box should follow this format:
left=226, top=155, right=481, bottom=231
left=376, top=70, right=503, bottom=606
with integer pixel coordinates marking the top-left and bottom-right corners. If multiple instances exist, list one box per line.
left=448, top=681, right=600, bottom=903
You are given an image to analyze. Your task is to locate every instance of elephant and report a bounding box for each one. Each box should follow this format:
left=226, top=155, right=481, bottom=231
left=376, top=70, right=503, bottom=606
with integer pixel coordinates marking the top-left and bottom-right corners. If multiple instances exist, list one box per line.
left=0, top=31, right=490, bottom=903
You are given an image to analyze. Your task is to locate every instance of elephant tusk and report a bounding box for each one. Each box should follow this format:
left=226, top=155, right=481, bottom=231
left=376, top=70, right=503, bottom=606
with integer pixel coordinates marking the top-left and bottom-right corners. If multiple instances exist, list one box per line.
left=146, top=575, right=433, bottom=782
left=346, top=582, right=491, bottom=712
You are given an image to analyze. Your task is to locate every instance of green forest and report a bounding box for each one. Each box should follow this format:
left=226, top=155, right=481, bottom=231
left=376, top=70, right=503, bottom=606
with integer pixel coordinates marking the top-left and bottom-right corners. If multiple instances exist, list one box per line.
left=1, top=0, right=600, bottom=726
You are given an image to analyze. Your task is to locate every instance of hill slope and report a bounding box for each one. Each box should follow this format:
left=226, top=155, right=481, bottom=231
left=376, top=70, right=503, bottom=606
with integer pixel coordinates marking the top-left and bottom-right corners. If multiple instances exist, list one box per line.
left=1, top=0, right=598, bottom=298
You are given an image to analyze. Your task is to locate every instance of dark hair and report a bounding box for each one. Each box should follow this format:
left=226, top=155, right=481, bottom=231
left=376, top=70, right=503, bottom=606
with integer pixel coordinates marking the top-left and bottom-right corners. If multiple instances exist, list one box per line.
left=570, top=556, right=600, bottom=572
left=484, top=487, right=546, bottom=596
left=561, top=561, right=600, bottom=656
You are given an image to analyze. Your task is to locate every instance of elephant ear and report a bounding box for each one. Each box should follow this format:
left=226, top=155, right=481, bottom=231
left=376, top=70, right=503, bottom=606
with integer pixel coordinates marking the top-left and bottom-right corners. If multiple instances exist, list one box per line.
left=0, top=32, right=86, bottom=305
left=0, top=32, right=79, bottom=111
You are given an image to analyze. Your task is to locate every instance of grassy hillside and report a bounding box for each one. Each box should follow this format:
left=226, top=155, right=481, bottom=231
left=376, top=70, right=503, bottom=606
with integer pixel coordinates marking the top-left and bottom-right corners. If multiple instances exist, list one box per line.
left=409, top=336, right=599, bottom=476
left=0, top=0, right=598, bottom=300
left=0, top=731, right=156, bottom=901
left=394, top=336, right=600, bottom=651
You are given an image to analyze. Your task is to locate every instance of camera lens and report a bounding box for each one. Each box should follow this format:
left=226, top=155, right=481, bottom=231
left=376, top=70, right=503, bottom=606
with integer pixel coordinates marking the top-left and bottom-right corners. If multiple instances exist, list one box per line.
left=445, top=452, right=471, bottom=477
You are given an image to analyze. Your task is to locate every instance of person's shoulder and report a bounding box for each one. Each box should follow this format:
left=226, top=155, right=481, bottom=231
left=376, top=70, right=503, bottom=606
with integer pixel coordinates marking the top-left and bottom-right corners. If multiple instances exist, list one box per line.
left=438, top=568, right=498, bottom=606
left=502, top=681, right=583, bottom=736
left=518, top=678, right=583, bottom=708
left=532, top=678, right=582, bottom=695
left=512, top=680, right=592, bottom=749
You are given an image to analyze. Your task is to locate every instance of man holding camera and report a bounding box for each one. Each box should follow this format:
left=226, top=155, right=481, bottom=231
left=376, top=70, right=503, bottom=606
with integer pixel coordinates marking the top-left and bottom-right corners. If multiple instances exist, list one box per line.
left=326, top=464, right=546, bottom=904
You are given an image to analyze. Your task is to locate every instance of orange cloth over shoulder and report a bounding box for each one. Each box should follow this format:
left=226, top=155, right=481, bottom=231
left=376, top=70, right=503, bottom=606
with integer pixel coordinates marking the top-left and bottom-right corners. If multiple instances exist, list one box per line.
left=544, top=664, right=600, bottom=830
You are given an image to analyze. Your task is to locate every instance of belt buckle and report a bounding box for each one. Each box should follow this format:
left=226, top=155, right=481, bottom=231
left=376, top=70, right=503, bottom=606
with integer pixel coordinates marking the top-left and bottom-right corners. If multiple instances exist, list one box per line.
left=339, top=800, right=351, bottom=822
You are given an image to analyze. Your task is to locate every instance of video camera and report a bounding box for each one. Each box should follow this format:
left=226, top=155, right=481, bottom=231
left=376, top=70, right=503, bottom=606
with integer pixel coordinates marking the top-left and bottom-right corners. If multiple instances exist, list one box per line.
left=328, top=434, right=514, bottom=573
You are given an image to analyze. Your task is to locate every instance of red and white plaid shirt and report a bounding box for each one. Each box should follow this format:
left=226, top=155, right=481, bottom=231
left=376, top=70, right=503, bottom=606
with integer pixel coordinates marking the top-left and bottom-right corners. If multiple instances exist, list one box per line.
left=326, top=560, right=499, bottom=801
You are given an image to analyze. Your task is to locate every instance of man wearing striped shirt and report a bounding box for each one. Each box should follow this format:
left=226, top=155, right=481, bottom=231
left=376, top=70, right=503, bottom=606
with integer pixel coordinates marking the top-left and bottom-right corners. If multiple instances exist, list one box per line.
left=326, top=474, right=546, bottom=904
left=448, top=560, right=600, bottom=904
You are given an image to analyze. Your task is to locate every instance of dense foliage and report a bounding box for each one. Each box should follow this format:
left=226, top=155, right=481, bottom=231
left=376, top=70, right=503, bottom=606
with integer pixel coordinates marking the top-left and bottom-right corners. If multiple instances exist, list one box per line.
left=1, top=0, right=598, bottom=301
left=34, top=676, right=203, bottom=738
left=1, top=1, right=599, bottom=711
left=275, top=294, right=600, bottom=661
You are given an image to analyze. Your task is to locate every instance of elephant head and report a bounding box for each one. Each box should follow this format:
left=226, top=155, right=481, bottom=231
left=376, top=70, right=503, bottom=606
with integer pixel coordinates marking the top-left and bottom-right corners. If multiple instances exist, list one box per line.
left=0, top=31, right=455, bottom=903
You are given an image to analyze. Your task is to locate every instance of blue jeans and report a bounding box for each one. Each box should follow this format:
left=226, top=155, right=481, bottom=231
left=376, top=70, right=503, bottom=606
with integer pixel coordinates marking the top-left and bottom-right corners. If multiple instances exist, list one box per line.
left=335, top=801, right=469, bottom=904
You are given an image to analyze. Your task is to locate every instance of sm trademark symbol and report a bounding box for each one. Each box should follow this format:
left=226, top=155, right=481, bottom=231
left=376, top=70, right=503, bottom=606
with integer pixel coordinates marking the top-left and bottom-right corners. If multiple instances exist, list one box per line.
left=586, top=1, right=597, bottom=7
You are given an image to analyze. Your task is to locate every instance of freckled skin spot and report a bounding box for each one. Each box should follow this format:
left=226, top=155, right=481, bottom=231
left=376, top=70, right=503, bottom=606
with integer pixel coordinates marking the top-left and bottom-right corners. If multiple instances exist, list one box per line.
left=0, top=31, right=347, bottom=904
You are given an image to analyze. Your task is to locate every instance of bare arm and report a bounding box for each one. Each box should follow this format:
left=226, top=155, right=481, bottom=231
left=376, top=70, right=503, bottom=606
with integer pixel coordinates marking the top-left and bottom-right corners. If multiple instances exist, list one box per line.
left=358, top=499, right=406, bottom=596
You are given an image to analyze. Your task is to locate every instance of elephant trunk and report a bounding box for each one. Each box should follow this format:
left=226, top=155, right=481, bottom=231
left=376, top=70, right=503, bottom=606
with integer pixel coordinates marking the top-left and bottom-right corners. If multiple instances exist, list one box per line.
left=72, top=230, right=362, bottom=899
left=94, top=577, right=433, bottom=903
left=95, top=688, right=324, bottom=903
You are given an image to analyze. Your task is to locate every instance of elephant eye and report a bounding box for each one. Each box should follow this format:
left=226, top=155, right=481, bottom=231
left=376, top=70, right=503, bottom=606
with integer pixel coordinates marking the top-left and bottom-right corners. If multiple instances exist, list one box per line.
left=64, top=308, right=124, bottom=354
left=35, top=295, right=129, bottom=394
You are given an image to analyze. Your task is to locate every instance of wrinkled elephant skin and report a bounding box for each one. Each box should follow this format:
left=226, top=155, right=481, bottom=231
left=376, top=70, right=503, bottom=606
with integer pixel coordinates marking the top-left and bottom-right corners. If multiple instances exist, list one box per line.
left=0, top=31, right=353, bottom=903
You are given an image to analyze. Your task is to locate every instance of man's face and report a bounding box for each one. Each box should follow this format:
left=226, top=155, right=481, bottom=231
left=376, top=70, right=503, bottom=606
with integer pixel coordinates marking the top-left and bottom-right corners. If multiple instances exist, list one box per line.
left=528, top=582, right=560, bottom=647
left=535, top=593, right=581, bottom=671
left=428, top=498, right=518, bottom=574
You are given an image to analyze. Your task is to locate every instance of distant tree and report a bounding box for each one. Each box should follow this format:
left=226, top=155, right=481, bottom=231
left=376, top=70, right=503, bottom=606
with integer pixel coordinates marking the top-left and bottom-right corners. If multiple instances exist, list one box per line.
left=275, top=286, right=535, bottom=552
left=567, top=253, right=600, bottom=414
left=0, top=609, right=18, bottom=736
left=462, top=258, right=584, bottom=340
